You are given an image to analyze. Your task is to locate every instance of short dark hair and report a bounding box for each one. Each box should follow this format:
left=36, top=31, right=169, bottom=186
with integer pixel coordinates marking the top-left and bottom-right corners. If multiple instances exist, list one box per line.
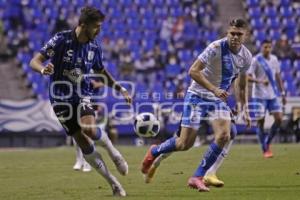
left=78, top=6, right=105, bottom=25
left=261, top=39, right=272, bottom=44
left=229, top=18, right=248, bottom=29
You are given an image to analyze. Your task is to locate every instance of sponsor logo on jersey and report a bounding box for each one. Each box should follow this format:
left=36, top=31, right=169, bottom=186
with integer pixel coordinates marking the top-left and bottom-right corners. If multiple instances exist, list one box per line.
left=88, top=51, right=95, bottom=61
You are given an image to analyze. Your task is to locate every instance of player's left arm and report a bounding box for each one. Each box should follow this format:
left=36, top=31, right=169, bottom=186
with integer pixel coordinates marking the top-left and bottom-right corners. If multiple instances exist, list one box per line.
left=237, top=71, right=251, bottom=128
left=95, top=68, right=132, bottom=104
left=275, top=72, right=287, bottom=105
left=274, top=57, right=287, bottom=105
left=93, top=46, right=132, bottom=104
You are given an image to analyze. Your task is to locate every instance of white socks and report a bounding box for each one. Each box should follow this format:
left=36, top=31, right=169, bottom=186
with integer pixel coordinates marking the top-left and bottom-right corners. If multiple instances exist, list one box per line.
left=98, top=130, right=121, bottom=159
left=83, top=149, right=120, bottom=185
left=206, top=139, right=233, bottom=175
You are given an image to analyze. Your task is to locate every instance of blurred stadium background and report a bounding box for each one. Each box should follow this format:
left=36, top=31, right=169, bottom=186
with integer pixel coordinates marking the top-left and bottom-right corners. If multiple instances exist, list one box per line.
left=0, top=0, right=300, bottom=148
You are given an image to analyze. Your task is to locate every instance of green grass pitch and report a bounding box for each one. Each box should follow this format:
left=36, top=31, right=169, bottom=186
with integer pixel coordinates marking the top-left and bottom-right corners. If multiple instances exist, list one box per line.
left=0, top=144, right=300, bottom=200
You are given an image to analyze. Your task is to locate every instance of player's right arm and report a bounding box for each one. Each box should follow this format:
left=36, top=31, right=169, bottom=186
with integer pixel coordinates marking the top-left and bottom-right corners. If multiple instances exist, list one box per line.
left=30, top=53, right=54, bottom=75
left=189, top=58, right=229, bottom=100
left=30, top=32, right=64, bottom=75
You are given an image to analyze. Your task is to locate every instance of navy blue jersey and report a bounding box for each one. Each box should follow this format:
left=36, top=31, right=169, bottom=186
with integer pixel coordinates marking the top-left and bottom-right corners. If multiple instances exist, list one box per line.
left=40, top=30, right=104, bottom=104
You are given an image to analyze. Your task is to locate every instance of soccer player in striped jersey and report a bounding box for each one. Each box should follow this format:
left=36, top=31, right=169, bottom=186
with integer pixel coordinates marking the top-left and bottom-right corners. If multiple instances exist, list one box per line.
left=30, top=6, right=131, bottom=197
left=247, top=39, right=286, bottom=158
left=141, top=19, right=252, bottom=192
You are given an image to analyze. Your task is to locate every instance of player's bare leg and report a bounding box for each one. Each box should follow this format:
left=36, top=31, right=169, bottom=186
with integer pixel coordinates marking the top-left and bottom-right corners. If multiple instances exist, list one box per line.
left=79, top=116, right=126, bottom=196
left=204, top=123, right=237, bottom=187
left=98, top=129, right=128, bottom=175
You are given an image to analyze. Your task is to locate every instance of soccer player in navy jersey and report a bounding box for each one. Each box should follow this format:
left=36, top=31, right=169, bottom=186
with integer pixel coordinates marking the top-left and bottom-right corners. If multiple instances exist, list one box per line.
left=30, top=6, right=131, bottom=197
left=248, top=40, right=286, bottom=158
left=141, top=19, right=252, bottom=192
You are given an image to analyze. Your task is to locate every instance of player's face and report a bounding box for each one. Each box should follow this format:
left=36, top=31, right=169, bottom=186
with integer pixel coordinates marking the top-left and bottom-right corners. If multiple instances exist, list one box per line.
left=227, top=26, right=247, bottom=50
left=261, top=43, right=272, bottom=56
left=83, top=21, right=102, bottom=41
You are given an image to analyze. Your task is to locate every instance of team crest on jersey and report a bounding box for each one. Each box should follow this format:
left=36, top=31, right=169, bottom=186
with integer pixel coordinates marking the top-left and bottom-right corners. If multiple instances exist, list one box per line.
left=63, top=68, right=84, bottom=84
left=46, top=49, right=55, bottom=57
left=88, top=51, right=95, bottom=61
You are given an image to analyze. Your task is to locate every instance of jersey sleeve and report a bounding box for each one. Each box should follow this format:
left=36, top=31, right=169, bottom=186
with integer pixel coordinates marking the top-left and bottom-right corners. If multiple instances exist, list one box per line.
left=197, top=42, right=218, bottom=64
left=39, top=32, right=65, bottom=59
left=92, top=46, right=105, bottom=72
left=241, top=50, right=253, bottom=74
left=247, top=56, right=257, bottom=76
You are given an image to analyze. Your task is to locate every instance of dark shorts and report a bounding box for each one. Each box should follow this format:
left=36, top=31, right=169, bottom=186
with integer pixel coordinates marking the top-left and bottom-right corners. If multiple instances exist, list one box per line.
left=52, top=102, right=95, bottom=136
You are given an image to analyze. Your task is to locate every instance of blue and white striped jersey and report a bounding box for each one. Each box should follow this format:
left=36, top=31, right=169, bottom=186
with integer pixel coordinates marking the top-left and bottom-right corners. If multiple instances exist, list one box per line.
left=188, top=38, right=252, bottom=100
left=248, top=53, right=280, bottom=99
left=40, top=30, right=104, bottom=104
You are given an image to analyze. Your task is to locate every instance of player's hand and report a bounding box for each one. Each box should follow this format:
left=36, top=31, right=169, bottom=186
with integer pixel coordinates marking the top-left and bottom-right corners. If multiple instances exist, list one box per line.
left=243, top=111, right=252, bottom=128
left=282, top=95, right=287, bottom=105
left=260, top=79, right=269, bottom=86
left=121, top=88, right=132, bottom=104
left=41, top=63, right=54, bottom=75
left=213, top=88, right=229, bottom=100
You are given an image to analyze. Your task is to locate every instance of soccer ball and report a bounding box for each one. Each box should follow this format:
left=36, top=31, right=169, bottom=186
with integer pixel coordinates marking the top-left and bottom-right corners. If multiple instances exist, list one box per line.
left=134, top=112, right=160, bottom=138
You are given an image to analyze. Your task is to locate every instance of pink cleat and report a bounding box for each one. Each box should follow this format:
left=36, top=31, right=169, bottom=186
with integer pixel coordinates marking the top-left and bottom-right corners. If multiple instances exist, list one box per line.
left=187, top=176, right=210, bottom=192
left=141, top=145, right=157, bottom=174
left=263, top=145, right=273, bottom=158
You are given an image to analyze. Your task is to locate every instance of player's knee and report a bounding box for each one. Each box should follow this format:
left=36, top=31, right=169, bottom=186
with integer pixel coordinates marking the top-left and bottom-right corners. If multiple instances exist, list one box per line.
left=274, top=118, right=282, bottom=125
left=216, top=132, right=230, bottom=146
left=82, top=127, right=97, bottom=138
left=176, top=140, right=192, bottom=151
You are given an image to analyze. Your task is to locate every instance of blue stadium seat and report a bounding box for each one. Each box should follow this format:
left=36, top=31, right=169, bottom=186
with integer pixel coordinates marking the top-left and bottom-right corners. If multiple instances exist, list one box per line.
left=280, top=59, right=292, bottom=71
left=285, top=29, right=296, bottom=40
left=253, top=30, right=267, bottom=42
left=293, top=60, right=300, bottom=70
left=269, top=29, right=281, bottom=40
left=250, top=18, right=264, bottom=29
left=166, top=0, right=179, bottom=6
left=280, top=6, right=293, bottom=18
left=135, top=0, right=148, bottom=6
left=151, top=0, right=164, bottom=7
left=169, top=7, right=183, bottom=17
left=165, top=64, right=181, bottom=78
left=178, top=50, right=192, bottom=63
left=283, top=18, right=296, bottom=29
left=264, top=5, right=277, bottom=18
left=248, top=7, right=262, bottom=19
left=267, top=18, right=280, bottom=30
left=120, top=0, right=133, bottom=6
left=246, top=0, right=260, bottom=7
left=280, top=0, right=291, bottom=7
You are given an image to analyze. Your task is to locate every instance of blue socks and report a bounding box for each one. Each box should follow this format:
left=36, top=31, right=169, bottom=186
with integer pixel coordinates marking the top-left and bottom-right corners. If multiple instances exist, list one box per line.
left=256, top=127, right=266, bottom=151
left=193, top=142, right=223, bottom=177
left=151, top=137, right=177, bottom=157
left=265, top=123, right=280, bottom=146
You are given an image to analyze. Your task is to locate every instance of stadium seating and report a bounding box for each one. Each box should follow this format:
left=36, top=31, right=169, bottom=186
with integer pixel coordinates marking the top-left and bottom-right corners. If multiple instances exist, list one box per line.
left=1, top=0, right=298, bottom=136
left=245, top=0, right=299, bottom=97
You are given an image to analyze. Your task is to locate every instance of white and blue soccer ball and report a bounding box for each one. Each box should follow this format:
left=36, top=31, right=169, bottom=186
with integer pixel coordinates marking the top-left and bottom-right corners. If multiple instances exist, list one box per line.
left=134, top=112, right=160, bottom=138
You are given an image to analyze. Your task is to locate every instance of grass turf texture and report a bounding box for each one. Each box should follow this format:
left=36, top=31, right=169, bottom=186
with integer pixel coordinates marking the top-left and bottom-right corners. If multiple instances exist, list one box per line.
left=0, top=144, right=299, bottom=200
